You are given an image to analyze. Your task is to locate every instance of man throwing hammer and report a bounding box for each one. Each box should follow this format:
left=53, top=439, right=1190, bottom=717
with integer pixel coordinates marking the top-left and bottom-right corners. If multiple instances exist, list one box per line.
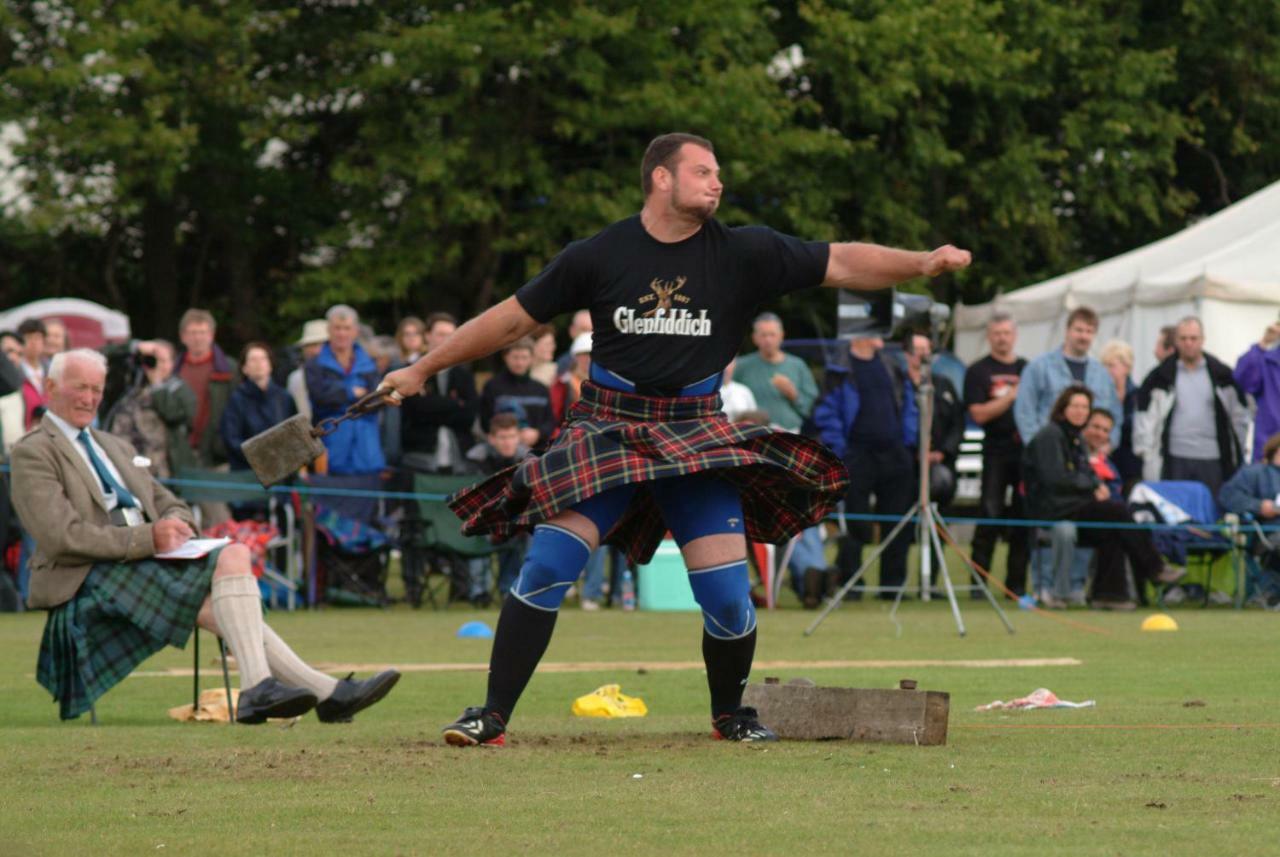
left=381, top=132, right=970, bottom=744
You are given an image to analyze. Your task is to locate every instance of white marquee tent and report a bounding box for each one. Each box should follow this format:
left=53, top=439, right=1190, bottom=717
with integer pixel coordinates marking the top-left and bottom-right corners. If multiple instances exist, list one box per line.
left=954, top=179, right=1280, bottom=381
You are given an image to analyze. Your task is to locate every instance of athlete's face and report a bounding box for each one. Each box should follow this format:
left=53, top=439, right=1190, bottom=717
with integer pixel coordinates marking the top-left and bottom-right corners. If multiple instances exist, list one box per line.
left=668, top=144, right=722, bottom=222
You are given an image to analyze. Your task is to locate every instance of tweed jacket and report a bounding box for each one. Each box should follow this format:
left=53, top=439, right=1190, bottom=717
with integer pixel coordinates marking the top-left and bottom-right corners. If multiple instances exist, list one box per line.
left=11, top=414, right=197, bottom=609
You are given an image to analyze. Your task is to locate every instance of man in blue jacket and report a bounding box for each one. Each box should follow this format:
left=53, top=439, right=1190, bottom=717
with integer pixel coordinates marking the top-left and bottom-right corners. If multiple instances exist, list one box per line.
left=305, top=305, right=385, bottom=475
left=811, top=335, right=914, bottom=597
left=1013, top=307, right=1120, bottom=448
left=1219, top=432, right=1280, bottom=520
left=1219, top=431, right=1280, bottom=606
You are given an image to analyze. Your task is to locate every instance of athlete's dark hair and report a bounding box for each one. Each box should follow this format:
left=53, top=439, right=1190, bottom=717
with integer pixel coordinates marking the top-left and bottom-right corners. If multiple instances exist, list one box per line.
left=641, top=133, right=714, bottom=196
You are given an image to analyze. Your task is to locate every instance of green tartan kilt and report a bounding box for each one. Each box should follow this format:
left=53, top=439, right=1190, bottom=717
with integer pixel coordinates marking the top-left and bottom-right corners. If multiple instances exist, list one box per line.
left=36, top=550, right=222, bottom=720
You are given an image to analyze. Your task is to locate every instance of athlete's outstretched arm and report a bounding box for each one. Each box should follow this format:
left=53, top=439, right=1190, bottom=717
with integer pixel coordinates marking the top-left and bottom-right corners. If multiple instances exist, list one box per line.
left=380, top=296, right=540, bottom=399
left=822, top=242, right=970, bottom=291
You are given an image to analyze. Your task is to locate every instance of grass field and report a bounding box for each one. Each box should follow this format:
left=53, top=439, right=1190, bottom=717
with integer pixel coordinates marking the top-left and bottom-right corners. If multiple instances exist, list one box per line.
left=4, top=596, right=1279, bottom=856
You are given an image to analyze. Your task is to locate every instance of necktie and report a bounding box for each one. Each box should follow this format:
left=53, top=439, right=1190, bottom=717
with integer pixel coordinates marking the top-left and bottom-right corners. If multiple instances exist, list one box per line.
left=77, top=429, right=138, bottom=509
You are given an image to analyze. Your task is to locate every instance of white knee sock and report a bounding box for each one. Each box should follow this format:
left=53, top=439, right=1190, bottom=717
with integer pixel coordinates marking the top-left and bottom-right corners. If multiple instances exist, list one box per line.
left=210, top=575, right=271, bottom=689
left=262, top=625, right=339, bottom=701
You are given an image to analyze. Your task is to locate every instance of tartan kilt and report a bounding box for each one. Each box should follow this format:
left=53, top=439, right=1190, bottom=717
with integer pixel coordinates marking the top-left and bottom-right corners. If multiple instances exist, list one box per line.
left=36, top=550, right=221, bottom=720
left=450, top=381, right=849, bottom=566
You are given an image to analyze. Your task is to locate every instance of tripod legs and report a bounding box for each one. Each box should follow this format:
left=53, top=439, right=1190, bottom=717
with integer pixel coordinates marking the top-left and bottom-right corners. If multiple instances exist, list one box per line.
left=803, top=502, right=1014, bottom=637
left=804, top=503, right=919, bottom=636
left=935, top=513, right=1014, bottom=634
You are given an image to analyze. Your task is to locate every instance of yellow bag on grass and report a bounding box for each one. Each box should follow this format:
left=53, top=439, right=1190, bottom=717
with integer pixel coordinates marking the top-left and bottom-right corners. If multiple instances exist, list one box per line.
left=168, top=687, right=241, bottom=723
left=571, top=684, right=648, bottom=718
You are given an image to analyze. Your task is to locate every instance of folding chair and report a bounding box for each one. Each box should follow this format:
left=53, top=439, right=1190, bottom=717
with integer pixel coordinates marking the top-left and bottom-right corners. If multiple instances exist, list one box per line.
left=1129, top=480, right=1236, bottom=606
left=408, top=472, right=502, bottom=609
left=190, top=627, right=236, bottom=724
left=301, top=472, right=391, bottom=606
left=173, top=468, right=301, bottom=610
left=89, top=626, right=233, bottom=725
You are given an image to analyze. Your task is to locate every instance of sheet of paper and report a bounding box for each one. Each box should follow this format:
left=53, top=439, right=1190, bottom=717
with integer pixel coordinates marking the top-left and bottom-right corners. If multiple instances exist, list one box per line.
left=155, top=537, right=232, bottom=560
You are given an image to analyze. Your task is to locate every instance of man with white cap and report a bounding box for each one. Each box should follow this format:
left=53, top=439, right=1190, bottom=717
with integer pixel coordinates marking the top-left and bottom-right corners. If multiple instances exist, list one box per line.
left=550, top=332, right=594, bottom=425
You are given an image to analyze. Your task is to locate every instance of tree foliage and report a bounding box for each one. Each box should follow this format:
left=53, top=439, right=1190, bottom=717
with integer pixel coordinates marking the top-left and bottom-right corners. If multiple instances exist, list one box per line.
left=2, top=0, right=1278, bottom=347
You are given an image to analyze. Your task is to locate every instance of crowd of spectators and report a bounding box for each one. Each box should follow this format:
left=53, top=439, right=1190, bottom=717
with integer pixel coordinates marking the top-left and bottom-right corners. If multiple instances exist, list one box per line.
left=2, top=299, right=1279, bottom=613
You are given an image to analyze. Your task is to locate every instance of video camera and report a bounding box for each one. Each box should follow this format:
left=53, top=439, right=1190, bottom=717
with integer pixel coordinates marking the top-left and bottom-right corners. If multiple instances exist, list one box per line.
left=837, top=288, right=951, bottom=343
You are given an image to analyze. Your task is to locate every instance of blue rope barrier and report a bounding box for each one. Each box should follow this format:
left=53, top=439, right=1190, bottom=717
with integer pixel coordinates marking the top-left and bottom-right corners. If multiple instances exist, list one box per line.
left=6, top=463, right=1280, bottom=533
left=154, top=476, right=451, bottom=502
left=826, top=510, right=1280, bottom=533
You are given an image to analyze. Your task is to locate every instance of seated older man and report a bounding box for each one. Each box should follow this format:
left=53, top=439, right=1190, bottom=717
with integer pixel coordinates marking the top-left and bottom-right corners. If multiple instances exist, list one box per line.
left=12, top=348, right=399, bottom=722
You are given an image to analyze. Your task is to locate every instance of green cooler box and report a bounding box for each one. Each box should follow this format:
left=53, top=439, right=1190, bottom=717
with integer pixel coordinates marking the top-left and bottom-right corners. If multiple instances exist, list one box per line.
left=637, top=539, right=699, bottom=611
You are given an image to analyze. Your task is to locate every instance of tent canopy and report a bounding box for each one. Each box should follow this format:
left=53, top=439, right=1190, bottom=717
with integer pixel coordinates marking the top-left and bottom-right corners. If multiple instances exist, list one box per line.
left=955, top=179, right=1280, bottom=381
left=0, top=298, right=131, bottom=350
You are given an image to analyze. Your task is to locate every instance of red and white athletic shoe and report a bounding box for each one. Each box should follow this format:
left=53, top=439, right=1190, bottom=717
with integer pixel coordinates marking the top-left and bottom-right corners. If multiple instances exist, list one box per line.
left=442, top=707, right=507, bottom=747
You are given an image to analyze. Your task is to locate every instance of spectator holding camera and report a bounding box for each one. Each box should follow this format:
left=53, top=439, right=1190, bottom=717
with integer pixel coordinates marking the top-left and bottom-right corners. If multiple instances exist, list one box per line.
left=106, top=340, right=197, bottom=479
left=1235, top=320, right=1280, bottom=462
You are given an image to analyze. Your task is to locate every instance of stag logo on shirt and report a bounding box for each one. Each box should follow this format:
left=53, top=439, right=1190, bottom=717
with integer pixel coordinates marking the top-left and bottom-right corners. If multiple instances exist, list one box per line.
left=614, top=275, right=712, bottom=336
left=640, top=276, right=690, bottom=317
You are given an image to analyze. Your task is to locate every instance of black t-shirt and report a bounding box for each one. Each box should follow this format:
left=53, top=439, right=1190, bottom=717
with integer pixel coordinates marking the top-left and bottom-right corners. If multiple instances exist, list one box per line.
left=515, top=215, right=829, bottom=392
left=963, top=354, right=1027, bottom=455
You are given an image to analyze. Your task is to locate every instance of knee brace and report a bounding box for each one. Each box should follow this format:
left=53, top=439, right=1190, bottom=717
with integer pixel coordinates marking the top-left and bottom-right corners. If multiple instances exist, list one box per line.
left=688, top=560, right=756, bottom=640
left=510, top=524, right=590, bottom=612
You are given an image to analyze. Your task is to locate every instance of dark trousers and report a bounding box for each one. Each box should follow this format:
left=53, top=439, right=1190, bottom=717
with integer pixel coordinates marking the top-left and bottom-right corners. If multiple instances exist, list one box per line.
left=1070, top=500, right=1164, bottom=600
left=837, top=445, right=914, bottom=589
left=1162, top=455, right=1227, bottom=501
left=970, top=452, right=1029, bottom=595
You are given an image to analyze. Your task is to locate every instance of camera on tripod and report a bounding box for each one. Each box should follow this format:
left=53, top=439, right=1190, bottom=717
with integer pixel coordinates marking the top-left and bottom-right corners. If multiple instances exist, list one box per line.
left=837, top=288, right=951, bottom=343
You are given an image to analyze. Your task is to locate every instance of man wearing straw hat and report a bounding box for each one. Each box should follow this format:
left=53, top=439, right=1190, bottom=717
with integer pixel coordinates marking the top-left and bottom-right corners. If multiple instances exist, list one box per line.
left=381, top=132, right=970, bottom=745
left=287, top=319, right=329, bottom=422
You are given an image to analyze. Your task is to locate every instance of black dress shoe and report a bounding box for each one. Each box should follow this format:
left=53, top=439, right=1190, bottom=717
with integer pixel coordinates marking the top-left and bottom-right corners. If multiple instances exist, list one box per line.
left=315, top=670, right=401, bottom=723
left=237, top=678, right=319, bottom=725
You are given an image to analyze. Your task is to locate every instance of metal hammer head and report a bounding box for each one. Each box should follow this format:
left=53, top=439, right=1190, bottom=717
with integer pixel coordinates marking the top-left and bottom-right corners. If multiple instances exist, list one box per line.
left=242, top=414, right=326, bottom=486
